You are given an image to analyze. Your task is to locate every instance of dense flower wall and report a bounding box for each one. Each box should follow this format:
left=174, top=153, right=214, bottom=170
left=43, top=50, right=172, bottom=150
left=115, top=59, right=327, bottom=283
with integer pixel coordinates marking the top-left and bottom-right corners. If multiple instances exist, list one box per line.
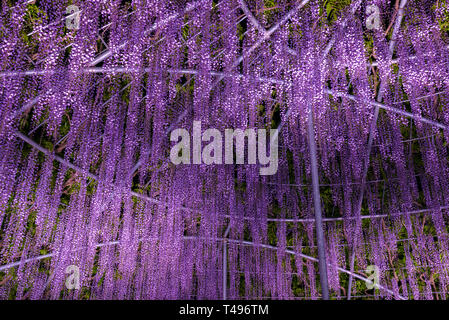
left=0, top=0, right=448, bottom=299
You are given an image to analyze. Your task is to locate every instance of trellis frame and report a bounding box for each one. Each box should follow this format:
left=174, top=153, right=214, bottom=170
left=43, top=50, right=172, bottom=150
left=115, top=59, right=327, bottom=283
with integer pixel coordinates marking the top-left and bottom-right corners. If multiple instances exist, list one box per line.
left=1, top=0, right=448, bottom=300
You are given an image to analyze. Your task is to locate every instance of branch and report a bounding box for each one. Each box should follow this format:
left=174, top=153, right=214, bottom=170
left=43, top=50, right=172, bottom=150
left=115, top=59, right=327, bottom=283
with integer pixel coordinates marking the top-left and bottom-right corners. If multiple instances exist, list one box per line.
left=238, top=0, right=266, bottom=34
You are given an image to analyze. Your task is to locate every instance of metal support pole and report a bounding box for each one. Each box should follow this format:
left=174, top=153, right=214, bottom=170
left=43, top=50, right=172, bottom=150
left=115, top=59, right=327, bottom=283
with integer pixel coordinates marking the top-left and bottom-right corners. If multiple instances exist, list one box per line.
left=222, top=241, right=228, bottom=300
left=306, top=107, right=330, bottom=300
left=222, top=224, right=231, bottom=300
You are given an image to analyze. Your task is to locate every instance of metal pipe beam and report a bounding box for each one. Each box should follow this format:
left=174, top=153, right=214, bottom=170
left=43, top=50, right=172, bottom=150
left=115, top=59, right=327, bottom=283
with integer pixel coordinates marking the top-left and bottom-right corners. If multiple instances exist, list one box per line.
left=222, top=224, right=231, bottom=300
left=306, top=106, right=330, bottom=299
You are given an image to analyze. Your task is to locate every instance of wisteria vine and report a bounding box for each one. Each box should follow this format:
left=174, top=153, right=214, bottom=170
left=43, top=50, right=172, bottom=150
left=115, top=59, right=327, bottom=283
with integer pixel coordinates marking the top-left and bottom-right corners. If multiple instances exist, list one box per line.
left=0, top=0, right=449, bottom=300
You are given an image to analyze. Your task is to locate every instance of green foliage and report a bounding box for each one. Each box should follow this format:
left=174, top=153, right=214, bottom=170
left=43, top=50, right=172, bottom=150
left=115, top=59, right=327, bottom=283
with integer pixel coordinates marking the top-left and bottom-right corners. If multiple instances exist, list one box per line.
left=21, top=3, right=46, bottom=50
left=323, top=0, right=351, bottom=24
left=436, top=0, right=449, bottom=34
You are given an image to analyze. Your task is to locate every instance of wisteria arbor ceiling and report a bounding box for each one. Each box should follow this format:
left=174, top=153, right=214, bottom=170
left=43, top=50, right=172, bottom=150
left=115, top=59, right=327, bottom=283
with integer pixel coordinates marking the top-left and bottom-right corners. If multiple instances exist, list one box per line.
left=0, top=0, right=449, bottom=300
